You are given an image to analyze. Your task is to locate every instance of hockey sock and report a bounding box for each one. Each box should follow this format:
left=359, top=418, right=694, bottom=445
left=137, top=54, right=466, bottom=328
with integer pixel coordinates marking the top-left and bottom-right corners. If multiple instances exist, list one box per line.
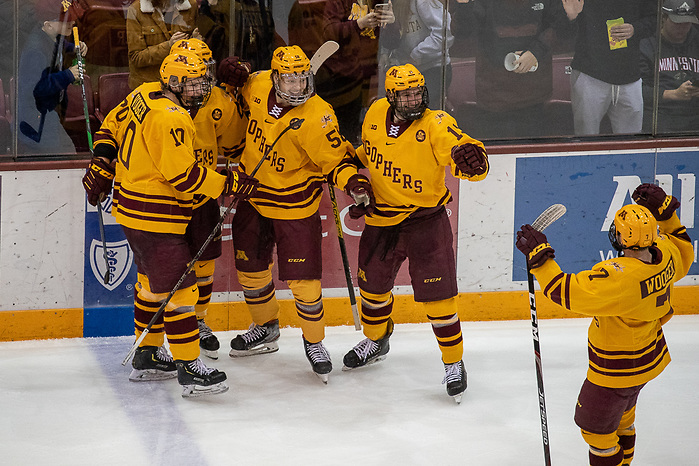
left=288, top=279, right=325, bottom=343
left=163, top=284, right=200, bottom=361
left=237, top=266, right=280, bottom=325
left=134, top=273, right=165, bottom=347
left=582, top=430, right=624, bottom=466
left=194, top=259, right=215, bottom=320
left=358, top=290, right=393, bottom=341
left=424, top=297, right=463, bottom=365
left=618, top=407, right=636, bottom=465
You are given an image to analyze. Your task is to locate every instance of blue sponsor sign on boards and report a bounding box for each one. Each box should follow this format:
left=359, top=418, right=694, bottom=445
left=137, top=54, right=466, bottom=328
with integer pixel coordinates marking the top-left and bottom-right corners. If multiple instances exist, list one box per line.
left=513, top=150, right=698, bottom=281
left=83, top=195, right=137, bottom=337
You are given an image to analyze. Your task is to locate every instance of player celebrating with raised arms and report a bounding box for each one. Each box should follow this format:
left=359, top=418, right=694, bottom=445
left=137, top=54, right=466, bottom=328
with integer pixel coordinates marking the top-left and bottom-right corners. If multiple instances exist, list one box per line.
left=82, top=51, right=258, bottom=397
left=336, top=63, right=488, bottom=403
left=228, top=45, right=359, bottom=383
left=516, top=184, right=693, bottom=466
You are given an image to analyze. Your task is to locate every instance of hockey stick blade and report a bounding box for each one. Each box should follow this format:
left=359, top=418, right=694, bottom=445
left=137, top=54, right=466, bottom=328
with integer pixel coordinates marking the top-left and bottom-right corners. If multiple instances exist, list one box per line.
left=310, top=41, right=339, bottom=75
left=19, top=116, right=45, bottom=143
left=531, top=204, right=566, bottom=232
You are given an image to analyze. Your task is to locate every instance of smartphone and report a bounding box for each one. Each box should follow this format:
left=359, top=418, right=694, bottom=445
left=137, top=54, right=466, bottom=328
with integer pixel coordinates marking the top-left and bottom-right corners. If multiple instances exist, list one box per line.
left=374, top=3, right=390, bottom=12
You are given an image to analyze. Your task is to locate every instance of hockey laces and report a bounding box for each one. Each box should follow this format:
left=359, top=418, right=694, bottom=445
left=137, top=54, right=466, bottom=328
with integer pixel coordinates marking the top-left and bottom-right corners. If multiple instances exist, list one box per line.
left=353, top=338, right=379, bottom=362
left=188, top=358, right=215, bottom=375
left=306, top=341, right=331, bottom=363
left=443, top=361, right=463, bottom=385
left=197, top=320, right=214, bottom=339
left=156, top=346, right=174, bottom=363
left=241, top=323, right=267, bottom=344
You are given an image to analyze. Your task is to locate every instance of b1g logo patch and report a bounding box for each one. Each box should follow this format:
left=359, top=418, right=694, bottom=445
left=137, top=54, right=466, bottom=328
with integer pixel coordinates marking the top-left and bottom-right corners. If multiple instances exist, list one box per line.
left=211, top=108, right=222, bottom=121
left=416, top=130, right=426, bottom=142
left=90, top=239, right=134, bottom=291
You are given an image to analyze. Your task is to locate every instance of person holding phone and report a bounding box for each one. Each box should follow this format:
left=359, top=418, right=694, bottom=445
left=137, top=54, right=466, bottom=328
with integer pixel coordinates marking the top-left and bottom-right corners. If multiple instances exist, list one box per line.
left=640, top=0, right=699, bottom=133
left=126, top=0, right=202, bottom=89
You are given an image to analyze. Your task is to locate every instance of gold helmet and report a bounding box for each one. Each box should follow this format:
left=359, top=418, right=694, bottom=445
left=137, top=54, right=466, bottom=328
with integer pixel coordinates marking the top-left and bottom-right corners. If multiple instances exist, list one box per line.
left=270, top=45, right=314, bottom=106
left=160, top=51, right=212, bottom=109
left=608, top=204, right=658, bottom=252
left=170, top=38, right=216, bottom=82
left=385, top=64, right=428, bottom=120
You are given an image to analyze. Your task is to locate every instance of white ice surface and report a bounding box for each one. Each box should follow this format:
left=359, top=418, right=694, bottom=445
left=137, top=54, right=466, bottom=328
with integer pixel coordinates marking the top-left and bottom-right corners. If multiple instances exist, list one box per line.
left=1, top=316, right=697, bottom=466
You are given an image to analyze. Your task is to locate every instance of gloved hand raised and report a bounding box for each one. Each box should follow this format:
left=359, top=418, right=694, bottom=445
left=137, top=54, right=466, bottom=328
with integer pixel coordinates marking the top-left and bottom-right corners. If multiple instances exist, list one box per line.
left=82, top=157, right=115, bottom=206
left=217, top=56, right=250, bottom=88
left=515, top=224, right=555, bottom=269
left=220, top=169, right=259, bottom=201
left=632, top=183, right=680, bottom=221
left=451, top=143, right=487, bottom=177
left=344, top=173, right=375, bottom=219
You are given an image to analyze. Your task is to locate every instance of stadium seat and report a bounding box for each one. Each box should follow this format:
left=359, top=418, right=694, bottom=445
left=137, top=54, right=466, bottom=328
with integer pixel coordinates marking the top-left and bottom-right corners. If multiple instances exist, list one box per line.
left=95, top=72, right=131, bottom=122
left=63, top=74, right=98, bottom=153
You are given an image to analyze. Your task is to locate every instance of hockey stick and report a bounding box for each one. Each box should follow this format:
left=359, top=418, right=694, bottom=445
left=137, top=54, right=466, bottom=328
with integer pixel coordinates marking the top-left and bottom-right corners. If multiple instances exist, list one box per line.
left=309, top=41, right=339, bottom=75
left=526, top=203, right=566, bottom=466
left=122, top=117, right=305, bottom=365
left=74, top=27, right=110, bottom=284
left=327, top=182, right=361, bottom=330
left=19, top=115, right=46, bottom=142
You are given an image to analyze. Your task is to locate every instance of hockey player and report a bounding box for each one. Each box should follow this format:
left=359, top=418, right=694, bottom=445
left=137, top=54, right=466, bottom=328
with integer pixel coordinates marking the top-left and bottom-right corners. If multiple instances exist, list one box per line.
left=336, top=63, right=488, bottom=402
left=228, top=45, right=358, bottom=383
left=167, top=38, right=249, bottom=360
left=516, top=184, right=693, bottom=466
left=82, top=51, right=258, bottom=397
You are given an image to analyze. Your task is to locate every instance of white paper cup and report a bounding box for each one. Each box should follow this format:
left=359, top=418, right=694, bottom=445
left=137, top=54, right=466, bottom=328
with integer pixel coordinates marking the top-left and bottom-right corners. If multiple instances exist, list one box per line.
left=504, top=52, right=538, bottom=72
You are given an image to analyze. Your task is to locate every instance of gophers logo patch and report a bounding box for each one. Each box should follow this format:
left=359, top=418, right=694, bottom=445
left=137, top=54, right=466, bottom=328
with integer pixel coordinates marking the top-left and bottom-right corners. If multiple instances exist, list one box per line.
left=212, top=108, right=222, bottom=121
left=416, top=129, right=426, bottom=142
left=321, top=113, right=333, bottom=128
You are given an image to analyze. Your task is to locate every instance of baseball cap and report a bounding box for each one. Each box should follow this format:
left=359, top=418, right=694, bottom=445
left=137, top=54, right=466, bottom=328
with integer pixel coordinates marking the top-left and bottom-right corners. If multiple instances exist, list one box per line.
left=34, top=0, right=79, bottom=23
left=663, top=0, right=699, bottom=24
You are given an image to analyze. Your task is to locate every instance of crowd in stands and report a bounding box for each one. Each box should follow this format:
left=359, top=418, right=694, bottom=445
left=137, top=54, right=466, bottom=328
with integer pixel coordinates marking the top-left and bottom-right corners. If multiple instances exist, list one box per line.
left=3, top=0, right=699, bottom=156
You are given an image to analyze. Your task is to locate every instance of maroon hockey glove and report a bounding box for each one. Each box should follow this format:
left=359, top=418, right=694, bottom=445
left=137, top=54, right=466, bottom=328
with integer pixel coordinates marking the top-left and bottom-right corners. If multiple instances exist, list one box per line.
left=632, top=183, right=680, bottom=221
left=82, top=157, right=115, bottom=206
left=516, top=224, right=555, bottom=269
left=217, top=56, right=250, bottom=88
left=345, top=173, right=375, bottom=219
left=221, top=169, right=259, bottom=201
left=451, top=143, right=487, bottom=177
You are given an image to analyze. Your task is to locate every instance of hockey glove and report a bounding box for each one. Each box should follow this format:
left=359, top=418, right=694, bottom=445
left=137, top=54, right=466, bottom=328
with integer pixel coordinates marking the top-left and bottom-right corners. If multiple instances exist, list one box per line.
left=345, top=173, right=375, bottom=219
left=451, top=143, right=487, bottom=177
left=632, top=183, right=680, bottom=221
left=217, top=56, right=250, bottom=88
left=221, top=169, right=259, bottom=201
left=82, top=157, right=115, bottom=206
left=516, top=224, right=555, bottom=269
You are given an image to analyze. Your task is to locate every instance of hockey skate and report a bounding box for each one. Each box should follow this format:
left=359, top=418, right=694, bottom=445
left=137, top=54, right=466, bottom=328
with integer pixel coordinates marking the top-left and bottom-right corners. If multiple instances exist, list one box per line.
left=197, top=319, right=220, bottom=360
left=175, top=358, right=229, bottom=398
left=303, top=337, right=332, bottom=384
left=443, top=360, right=467, bottom=404
left=129, top=345, right=177, bottom=382
left=342, top=319, right=393, bottom=371
left=229, top=319, right=280, bottom=357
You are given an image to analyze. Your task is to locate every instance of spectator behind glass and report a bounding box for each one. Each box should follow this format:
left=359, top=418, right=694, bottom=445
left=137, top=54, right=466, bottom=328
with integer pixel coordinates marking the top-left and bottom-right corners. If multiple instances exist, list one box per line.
left=640, top=0, right=699, bottom=133
left=197, top=0, right=280, bottom=71
left=321, top=0, right=395, bottom=145
left=379, top=0, right=453, bottom=108
left=564, top=0, right=657, bottom=136
left=17, top=0, right=87, bottom=155
left=452, top=0, right=571, bottom=139
left=126, top=0, right=200, bottom=89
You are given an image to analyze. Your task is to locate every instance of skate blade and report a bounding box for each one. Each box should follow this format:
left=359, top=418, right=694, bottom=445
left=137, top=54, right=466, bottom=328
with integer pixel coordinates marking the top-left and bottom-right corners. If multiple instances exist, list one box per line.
left=451, top=393, right=463, bottom=404
left=181, top=381, right=229, bottom=398
left=314, top=372, right=329, bottom=384
left=341, top=355, right=387, bottom=371
left=201, top=348, right=219, bottom=360
left=128, top=368, right=177, bottom=382
left=229, top=341, right=279, bottom=358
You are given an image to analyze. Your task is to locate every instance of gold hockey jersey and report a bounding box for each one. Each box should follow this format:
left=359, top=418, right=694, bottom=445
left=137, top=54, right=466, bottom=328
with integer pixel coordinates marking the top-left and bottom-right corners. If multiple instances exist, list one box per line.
left=531, top=215, right=694, bottom=388
left=239, top=70, right=356, bottom=220
left=94, top=82, right=225, bottom=234
left=356, top=98, right=487, bottom=227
